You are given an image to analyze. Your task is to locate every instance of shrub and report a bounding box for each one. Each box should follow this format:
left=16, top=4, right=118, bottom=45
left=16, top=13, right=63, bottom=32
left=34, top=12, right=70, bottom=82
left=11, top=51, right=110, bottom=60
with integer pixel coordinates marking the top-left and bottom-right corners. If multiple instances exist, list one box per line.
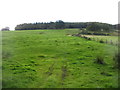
left=105, top=40, right=108, bottom=44
left=113, top=52, right=120, bottom=69
left=87, top=38, right=91, bottom=40
left=30, top=60, right=35, bottom=63
left=110, top=40, right=113, bottom=45
left=100, top=71, right=112, bottom=76
left=83, top=36, right=88, bottom=39
left=99, top=40, right=104, bottom=43
left=94, top=55, right=106, bottom=65
left=92, top=38, right=95, bottom=41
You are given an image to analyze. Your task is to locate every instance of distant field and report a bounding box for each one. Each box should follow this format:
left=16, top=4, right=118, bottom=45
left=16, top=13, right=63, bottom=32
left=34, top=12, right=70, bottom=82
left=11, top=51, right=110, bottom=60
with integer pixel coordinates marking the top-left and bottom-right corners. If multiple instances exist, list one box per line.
left=2, top=29, right=118, bottom=88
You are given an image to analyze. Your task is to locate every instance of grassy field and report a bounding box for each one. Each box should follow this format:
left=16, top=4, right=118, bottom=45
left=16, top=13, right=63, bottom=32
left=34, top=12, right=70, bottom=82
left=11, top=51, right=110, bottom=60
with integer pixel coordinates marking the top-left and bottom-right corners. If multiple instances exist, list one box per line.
left=82, top=35, right=118, bottom=45
left=2, top=29, right=118, bottom=88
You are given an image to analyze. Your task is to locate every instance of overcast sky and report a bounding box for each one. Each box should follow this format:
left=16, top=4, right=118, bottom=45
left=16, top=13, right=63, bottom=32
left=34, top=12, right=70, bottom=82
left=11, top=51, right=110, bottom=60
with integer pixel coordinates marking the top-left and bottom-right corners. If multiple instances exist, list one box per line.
left=0, top=0, right=119, bottom=30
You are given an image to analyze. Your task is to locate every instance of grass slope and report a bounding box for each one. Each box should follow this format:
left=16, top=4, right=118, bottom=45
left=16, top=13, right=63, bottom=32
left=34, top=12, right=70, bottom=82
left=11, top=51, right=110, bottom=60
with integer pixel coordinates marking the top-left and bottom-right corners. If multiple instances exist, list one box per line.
left=2, top=29, right=118, bottom=88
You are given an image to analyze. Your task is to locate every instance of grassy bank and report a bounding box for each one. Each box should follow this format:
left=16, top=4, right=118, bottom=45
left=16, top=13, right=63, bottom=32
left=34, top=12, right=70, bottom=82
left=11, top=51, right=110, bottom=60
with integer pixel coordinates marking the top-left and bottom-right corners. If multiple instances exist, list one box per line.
left=81, top=35, right=118, bottom=45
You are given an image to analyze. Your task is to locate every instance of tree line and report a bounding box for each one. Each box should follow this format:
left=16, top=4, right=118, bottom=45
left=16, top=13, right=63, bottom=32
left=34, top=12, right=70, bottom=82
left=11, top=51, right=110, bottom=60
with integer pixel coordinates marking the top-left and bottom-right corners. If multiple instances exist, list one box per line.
left=1, top=27, right=10, bottom=31
left=15, top=20, right=116, bottom=32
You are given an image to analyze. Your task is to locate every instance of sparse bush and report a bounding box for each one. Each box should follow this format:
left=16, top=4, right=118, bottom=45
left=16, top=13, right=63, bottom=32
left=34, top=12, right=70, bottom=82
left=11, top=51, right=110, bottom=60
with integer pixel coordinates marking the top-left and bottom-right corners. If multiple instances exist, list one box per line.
left=100, top=71, right=112, bottom=76
left=30, top=60, right=35, bottom=63
left=83, top=36, right=88, bottom=39
left=105, top=40, right=108, bottom=44
left=87, top=38, right=91, bottom=40
left=94, top=55, right=106, bottom=65
left=99, top=40, right=104, bottom=43
left=75, top=42, right=80, bottom=45
left=55, top=40, right=58, bottom=42
left=92, top=38, right=94, bottom=41
left=113, top=52, right=120, bottom=69
left=96, top=38, right=99, bottom=42
left=2, top=51, right=11, bottom=59
left=110, top=40, right=113, bottom=45
left=38, top=55, right=46, bottom=58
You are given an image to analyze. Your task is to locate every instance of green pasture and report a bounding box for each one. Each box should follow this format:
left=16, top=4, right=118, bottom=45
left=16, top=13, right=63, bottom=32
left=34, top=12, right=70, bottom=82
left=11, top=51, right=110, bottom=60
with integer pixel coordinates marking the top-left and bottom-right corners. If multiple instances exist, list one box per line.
left=2, top=29, right=118, bottom=88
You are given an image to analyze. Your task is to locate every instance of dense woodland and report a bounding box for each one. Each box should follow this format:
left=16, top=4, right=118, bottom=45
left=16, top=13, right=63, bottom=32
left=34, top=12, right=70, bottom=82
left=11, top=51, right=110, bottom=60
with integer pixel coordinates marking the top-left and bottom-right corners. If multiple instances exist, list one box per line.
left=15, top=20, right=117, bottom=31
